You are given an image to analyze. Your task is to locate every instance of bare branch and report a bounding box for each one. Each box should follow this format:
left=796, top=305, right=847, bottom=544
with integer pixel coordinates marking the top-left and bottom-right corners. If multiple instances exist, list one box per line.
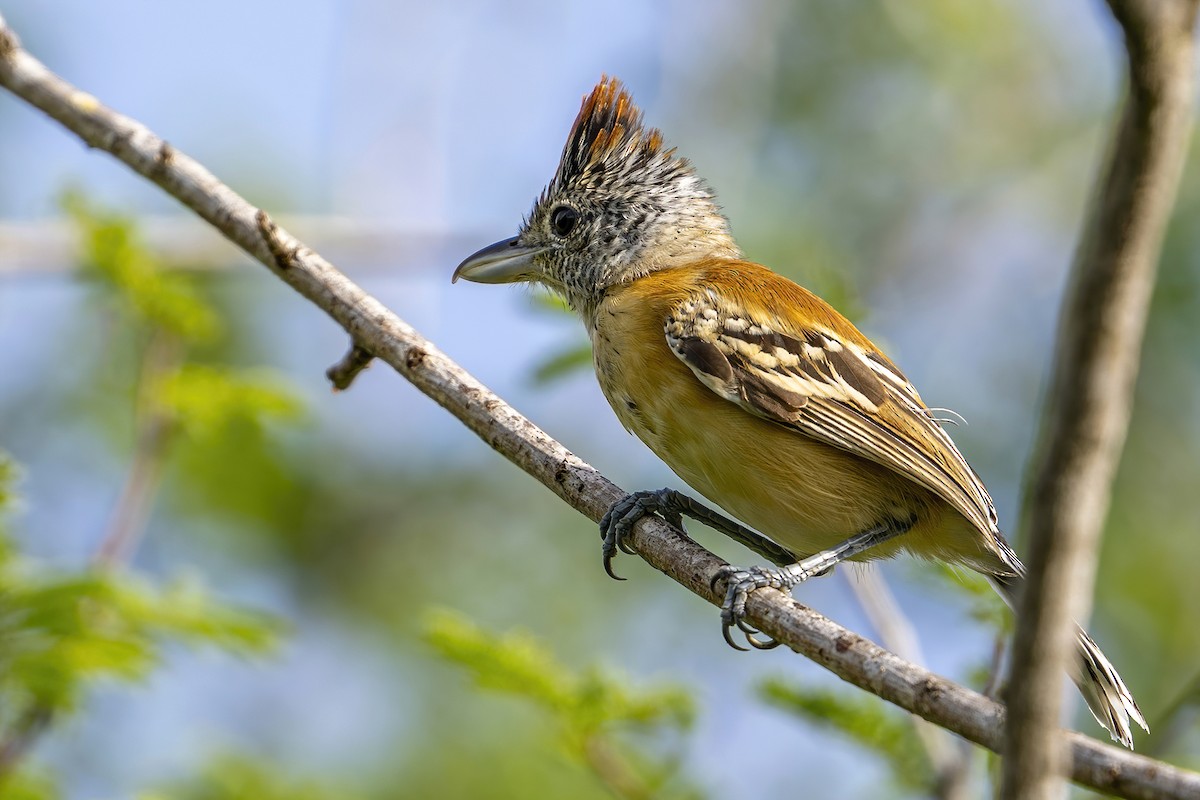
left=2, top=14, right=1199, bottom=799
left=845, top=566, right=972, bottom=800
left=8, top=255, right=187, bottom=777
left=981, top=636, right=1008, bottom=702
left=0, top=707, right=52, bottom=780
left=1002, top=2, right=1200, bottom=798
left=326, top=343, right=374, bottom=391
left=93, top=333, right=180, bottom=566
left=0, top=215, right=493, bottom=277
left=580, top=735, right=655, bottom=800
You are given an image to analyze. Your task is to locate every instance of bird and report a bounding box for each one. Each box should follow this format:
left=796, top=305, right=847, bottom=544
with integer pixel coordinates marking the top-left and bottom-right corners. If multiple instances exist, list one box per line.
left=452, top=76, right=1146, bottom=748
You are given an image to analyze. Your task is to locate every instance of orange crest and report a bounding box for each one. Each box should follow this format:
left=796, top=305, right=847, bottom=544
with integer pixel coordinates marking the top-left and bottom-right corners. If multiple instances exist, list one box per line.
left=554, top=77, right=670, bottom=188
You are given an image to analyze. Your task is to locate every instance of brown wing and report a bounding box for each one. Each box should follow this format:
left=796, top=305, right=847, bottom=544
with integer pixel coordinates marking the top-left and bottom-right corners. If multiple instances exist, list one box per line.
left=664, top=285, right=1000, bottom=538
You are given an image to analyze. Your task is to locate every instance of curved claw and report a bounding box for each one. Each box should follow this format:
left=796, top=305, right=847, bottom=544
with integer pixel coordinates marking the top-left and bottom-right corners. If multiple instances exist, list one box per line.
left=712, top=564, right=806, bottom=652
left=745, top=629, right=782, bottom=650
left=599, top=497, right=636, bottom=581
left=721, top=618, right=750, bottom=651
left=599, top=488, right=690, bottom=581
left=733, top=613, right=780, bottom=649
left=710, top=569, right=733, bottom=594
left=735, top=617, right=762, bottom=637
left=721, top=603, right=780, bottom=650
left=602, top=548, right=626, bottom=581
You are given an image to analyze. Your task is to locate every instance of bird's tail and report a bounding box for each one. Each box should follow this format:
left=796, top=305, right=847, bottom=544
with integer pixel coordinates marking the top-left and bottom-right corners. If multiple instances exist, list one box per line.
left=988, top=574, right=1147, bottom=749
left=1073, top=626, right=1148, bottom=748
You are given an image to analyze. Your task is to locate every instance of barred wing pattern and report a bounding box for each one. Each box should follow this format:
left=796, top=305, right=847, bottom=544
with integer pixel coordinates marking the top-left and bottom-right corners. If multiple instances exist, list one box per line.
left=664, top=288, right=1003, bottom=549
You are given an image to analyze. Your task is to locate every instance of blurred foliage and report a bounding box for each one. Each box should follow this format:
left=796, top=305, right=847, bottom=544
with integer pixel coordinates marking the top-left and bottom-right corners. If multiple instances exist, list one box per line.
left=63, top=188, right=220, bottom=344
left=759, top=678, right=934, bottom=795
left=525, top=289, right=593, bottom=386
left=0, top=196, right=713, bottom=800
left=1, top=2, right=1199, bottom=798
left=0, top=549, right=279, bottom=716
left=0, top=201, right=295, bottom=794
left=694, top=1, right=1101, bottom=288
left=0, top=570, right=272, bottom=755
left=61, top=192, right=310, bottom=553
left=0, top=769, right=59, bottom=800
left=424, top=608, right=700, bottom=800
left=144, top=753, right=355, bottom=800
left=0, top=456, right=19, bottom=510
left=922, top=563, right=1011, bottom=634
left=0, top=447, right=281, bottom=795
left=530, top=342, right=594, bottom=386
left=156, top=365, right=302, bottom=439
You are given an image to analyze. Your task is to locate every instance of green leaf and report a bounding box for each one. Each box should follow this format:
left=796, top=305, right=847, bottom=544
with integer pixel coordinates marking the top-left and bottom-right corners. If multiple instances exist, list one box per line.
left=422, top=607, right=574, bottom=710
left=759, top=678, right=934, bottom=792
left=0, top=769, right=60, bottom=800
left=523, top=290, right=592, bottom=384
left=155, top=364, right=304, bottom=440
left=919, top=563, right=1011, bottom=633
left=0, top=453, right=21, bottom=565
left=116, top=572, right=285, bottom=656
left=0, top=555, right=283, bottom=717
left=147, top=752, right=356, bottom=800
left=530, top=343, right=593, bottom=385
left=61, top=189, right=221, bottom=343
left=423, top=609, right=700, bottom=799
left=422, top=608, right=693, bottom=735
left=0, top=452, right=21, bottom=513
left=527, top=290, right=574, bottom=316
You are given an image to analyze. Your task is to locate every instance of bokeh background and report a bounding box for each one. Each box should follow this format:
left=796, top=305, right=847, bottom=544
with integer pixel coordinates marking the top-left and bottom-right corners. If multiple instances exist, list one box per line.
left=1, top=1, right=1198, bottom=798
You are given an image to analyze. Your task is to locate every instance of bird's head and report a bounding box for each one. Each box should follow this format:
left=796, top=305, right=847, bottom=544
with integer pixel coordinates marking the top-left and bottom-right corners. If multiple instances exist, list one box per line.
left=454, top=77, right=739, bottom=323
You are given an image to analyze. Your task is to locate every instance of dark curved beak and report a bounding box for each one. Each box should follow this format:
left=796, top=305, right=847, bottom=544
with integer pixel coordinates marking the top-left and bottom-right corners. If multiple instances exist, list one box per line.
left=452, top=236, right=545, bottom=284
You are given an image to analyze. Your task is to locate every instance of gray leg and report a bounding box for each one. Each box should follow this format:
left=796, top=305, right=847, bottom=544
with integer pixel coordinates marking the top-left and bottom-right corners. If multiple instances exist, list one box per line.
left=713, top=518, right=914, bottom=650
left=599, top=488, right=796, bottom=580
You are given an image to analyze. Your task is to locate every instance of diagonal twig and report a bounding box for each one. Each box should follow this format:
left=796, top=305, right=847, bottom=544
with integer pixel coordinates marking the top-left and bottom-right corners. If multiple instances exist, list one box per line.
left=844, top=566, right=973, bottom=800
left=93, top=332, right=181, bottom=566
left=326, top=343, right=374, bottom=391
left=1001, top=2, right=1200, bottom=798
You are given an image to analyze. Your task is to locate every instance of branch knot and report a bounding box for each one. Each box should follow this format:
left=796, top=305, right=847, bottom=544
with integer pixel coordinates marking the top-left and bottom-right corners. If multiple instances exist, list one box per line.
left=255, top=209, right=299, bottom=270
left=0, top=20, right=19, bottom=59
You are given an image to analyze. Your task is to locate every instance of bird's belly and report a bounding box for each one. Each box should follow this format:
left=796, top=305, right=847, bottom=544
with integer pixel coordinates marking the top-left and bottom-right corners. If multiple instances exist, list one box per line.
left=597, top=358, right=937, bottom=560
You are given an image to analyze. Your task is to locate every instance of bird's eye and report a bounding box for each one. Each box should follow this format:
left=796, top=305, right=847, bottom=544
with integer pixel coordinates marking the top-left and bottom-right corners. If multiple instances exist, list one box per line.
left=550, top=206, right=579, bottom=237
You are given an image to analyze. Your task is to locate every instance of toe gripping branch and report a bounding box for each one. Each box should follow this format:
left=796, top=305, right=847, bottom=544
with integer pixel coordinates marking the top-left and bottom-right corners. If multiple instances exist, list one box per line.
left=598, top=488, right=794, bottom=581
left=599, top=489, right=914, bottom=653
left=711, top=518, right=914, bottom=651
left=599, top=489, right=686, bottom=581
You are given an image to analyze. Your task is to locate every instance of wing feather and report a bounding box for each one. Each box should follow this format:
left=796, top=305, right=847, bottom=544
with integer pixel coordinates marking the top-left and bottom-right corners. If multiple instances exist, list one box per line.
left=664, top=288, right=999, bottom=537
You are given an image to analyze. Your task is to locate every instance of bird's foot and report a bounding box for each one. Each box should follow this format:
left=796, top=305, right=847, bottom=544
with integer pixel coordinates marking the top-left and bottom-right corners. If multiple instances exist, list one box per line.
left=710, top=521, right=910, bottom=651
left=711, top=562, right=827, bottom=651
left=598, top=489, right=686, bottom=580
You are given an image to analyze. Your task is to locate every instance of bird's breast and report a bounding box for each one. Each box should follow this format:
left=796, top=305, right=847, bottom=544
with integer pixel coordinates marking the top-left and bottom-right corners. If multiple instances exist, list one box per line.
left=589, top=287, right=926, bottom=558
left=582, top=270, right=1003, bottom=573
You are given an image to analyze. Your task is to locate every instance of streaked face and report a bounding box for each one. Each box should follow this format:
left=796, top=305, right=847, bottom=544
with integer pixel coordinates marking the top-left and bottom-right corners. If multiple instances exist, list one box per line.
left=453, top=77, right=735, bottom=315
